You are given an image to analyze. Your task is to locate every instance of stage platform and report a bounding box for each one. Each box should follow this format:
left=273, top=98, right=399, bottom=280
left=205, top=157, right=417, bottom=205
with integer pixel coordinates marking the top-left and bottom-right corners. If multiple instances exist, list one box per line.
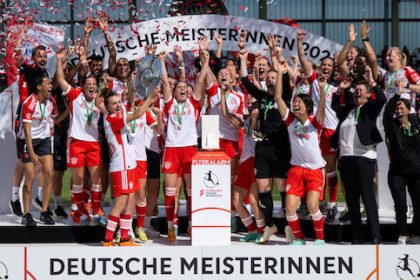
left=0, top=202, right=415, bottom=244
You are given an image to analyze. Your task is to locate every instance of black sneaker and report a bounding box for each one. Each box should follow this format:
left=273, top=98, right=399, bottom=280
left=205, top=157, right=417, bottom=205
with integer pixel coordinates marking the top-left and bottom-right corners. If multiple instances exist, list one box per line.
left=22, top=213, right=37, bottom=228
left=338, top=208, right=349, bottom=222
left=32, top=197, right=53, bottom=216
left=40, top=211, right=55, bottom=225
left=54, top=205, right=68, bottom=218
left=325, top=207, right=337, bottom=223
left=9, top=200, right=23, bottom=217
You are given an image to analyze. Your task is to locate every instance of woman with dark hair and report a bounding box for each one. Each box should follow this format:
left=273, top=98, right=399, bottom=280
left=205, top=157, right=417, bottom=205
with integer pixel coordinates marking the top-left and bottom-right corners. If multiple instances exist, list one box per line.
left=275, top=58, right=327, bottom=245
left=383, top=84, right=420, bottom=244
left=333, top=66, right=386, bottom=244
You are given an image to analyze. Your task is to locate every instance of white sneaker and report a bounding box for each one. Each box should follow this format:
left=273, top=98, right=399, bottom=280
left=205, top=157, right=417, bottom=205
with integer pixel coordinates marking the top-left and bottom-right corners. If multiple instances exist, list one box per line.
left=284, top=225, right=295, bottom=244
left=408, top=236, right=420, bottom=244
left=398, top=235, right=408, bottom=245
left=255, top=225, right=278, bottom=244
left=145, top=225, right=160, bottom=238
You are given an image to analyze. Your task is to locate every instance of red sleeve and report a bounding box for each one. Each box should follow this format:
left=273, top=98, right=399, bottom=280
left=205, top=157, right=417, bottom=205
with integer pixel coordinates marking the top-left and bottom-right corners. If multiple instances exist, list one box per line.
left=307, top=70, right=317, bottom=84
left=236, top=94, right=245, bottom=115
left=404, top=66, right=420, bottom=85
left=106, top=113, right=125, bottom=134
left=284, top=110, right=295, bottom=126
left=189, top=96, right=201, bottom=112
left=205, top=83, right=219, bottom=98
left=64, top=86, right=82, bottom=102
left=310, top=115, right=323, bottom=131
left=162, top=97, right=174, bottom=118
left=18, top=75, right=29, bottom=103
left=21, top=98, right=36, bottom=123
left=146, top=111, right=156, bottom=125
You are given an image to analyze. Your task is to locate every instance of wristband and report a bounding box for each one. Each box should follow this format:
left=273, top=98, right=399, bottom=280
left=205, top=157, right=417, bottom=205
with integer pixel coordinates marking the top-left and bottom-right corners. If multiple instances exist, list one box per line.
left=362, top=37, right=370, bottom=42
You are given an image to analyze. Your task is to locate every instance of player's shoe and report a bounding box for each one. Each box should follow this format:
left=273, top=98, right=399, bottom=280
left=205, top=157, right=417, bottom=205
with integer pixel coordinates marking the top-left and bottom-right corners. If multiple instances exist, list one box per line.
left=101, top=240, right=117, bottom=247
left=398, top=235, right=408, bottom=245
left=145, top=226, right=160, bottom=238
left=54, top=205, right=68, bottom=218
left=9, top=200, right=23, bottom=217
left=240, top=232, right=259, bottom=242
left=32, top=197, right=53, bottom=216
left=119, top=239, right=141, bottom=246
left=284, top=225, right=295, bottom=244
left=135, top=227, right=148, bottom=241
left=314, top=239, right=326, bottom=245
left=325, top=206, right=337, bottom=223
left=85, top=201, right=92, bottom=215
left=70, top=209, right=81, bottom=223
left=339, top=207, right=349, bottom=222
left=292, top=239, right=306, bottom=245
left=22, top=213, right=37, bottom=228
left=255, top=225, right=278, bottom=244
left=168, top=226, right=176, bottom=243
left=231, top=216, right=238, bottom=233
left=40, top=211, right=55, bottom=225
left=80, top=215, right=91, bottom=226
left=174, top=224, right=179, bottom=237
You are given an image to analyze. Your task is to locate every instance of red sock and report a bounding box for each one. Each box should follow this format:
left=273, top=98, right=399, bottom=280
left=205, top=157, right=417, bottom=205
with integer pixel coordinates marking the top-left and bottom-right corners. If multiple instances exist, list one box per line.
left=120, top=214, right=131, bottom=241
left=136, top=201, right=147, bottom=228
left=165, top=195, right=175, bottom=222
left=328, top=176, right=338, bottom=203
left=83, top=190, right=90, bottom=203
left=72, top=185, right=87, bottom=215
left=312, top=211, right=325, bottom=240
left=241, top=216, right=257, bottom=232
left=287, top=215, right=304, bottom=239
left=256, top=219, right=265, bottom=234
left=91, top=189, right=101, bottom=215
left=105, top=215, right=119, bottom=241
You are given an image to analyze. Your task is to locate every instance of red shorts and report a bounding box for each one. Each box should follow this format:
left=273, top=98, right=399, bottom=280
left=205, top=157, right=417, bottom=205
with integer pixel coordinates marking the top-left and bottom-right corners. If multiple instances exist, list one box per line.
left=320, top=128, right=337, bottom=156
left=234, top=157, right=256, bottom=190
left=136, top=161, right=147, bottom=179
left=111, top=169, right=138, bottom=197
left=286, top=166, right=325, bottom=200
left=67, top=138, right=101, bottom=168
left=162, top=146, right=197, bottom=175
left=219, top=138, right=239, bottom=159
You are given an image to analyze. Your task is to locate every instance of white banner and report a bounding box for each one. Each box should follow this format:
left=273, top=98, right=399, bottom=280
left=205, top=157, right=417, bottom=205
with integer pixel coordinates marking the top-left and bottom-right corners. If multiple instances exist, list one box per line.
left=10, top=23, right=65, bottom=77
left=1, top=245, right=419, bottom=279
left=0, top=81, right=19, bottom=139
left=88, top=15, right=342, bottom=68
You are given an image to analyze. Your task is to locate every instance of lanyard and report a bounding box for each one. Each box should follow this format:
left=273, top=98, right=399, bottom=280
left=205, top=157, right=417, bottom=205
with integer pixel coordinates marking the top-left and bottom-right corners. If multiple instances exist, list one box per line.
left=176, top=102, right=186, bottom=125
left=386, top=69, right=400, bottom=90
left=263, top=95, right=274, bottom=120
left=39, top=102, right=46, bottom=123
left=354, top=106, right=361, bottom=124
left=130, top=120, right=136, bottom=133
left=324, top=84, right=331, bottom=95
left=84, top=99, right=94, bottom=126
left=403, top=122, right=413, bottom=137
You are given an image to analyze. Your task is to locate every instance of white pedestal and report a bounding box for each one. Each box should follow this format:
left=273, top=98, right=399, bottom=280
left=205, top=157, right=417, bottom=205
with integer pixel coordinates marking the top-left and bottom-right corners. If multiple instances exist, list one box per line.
left=191, top=151, right=231, bottom=246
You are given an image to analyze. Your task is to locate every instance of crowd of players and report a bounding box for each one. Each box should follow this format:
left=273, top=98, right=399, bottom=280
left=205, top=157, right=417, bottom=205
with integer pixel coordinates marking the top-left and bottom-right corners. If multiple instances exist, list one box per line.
left=6, top=18, right=420, bottom=246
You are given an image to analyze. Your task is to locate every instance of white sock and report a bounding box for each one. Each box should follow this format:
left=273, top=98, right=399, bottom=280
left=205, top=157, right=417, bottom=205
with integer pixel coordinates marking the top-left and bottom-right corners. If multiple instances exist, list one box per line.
left=38, top=187, right=44, bottom=200
left=12, top=186, right=20, bottom=202
left=54, top=196, right=62, bottom=208
left=144, top=216, right=151, bottom=227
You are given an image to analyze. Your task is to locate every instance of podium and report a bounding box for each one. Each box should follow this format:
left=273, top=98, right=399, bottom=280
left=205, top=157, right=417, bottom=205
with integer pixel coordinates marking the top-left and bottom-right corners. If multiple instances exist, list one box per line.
left=191, top=151, right=231, bottom=246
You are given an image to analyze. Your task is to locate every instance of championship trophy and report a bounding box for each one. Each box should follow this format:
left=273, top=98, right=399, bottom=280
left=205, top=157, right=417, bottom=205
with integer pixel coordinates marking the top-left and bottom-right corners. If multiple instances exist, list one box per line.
left=134, top=54, right=163, bottom=100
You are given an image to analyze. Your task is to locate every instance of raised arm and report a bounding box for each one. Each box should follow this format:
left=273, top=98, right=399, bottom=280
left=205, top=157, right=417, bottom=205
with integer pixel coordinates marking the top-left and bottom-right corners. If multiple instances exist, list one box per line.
left=173, top=45, right=185, bottom=82
left=159, top=51, right=171, bottom=102
left=296, top=30, right=313, bottom=77
left=360, top=20, right=379, bottom=80
left=194, top=50, right=210, bottom=100
left=127, top=89, right=158, bottom=122
left=316, top=77, right=327, bottom=124
left=268, top=34, right=279, bottom=72
left=337, top=24, right=357, bottom=78
left=275, top=60, right=288, bottom=119
left=83, top=18, right=93, bottom=52
left=98, top=17, right=116, bottom=75
left=215, top=33, right=223, bottom=59
left=55, top=49, right=71, bottom=92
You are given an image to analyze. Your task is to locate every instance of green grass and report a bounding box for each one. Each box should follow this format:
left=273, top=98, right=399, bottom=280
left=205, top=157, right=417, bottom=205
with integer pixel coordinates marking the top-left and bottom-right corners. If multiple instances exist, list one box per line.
left=58, top=170, right=345, bottom=206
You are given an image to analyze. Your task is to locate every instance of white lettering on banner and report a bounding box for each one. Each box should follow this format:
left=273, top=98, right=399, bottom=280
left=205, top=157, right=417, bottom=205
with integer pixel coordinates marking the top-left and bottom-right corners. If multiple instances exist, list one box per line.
left=89, top=14, right=343, bottom=69
left=192, top=159, right=230, bottom=165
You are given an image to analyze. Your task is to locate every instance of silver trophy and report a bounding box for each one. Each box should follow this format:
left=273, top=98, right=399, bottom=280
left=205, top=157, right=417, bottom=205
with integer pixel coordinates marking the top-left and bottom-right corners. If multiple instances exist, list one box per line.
left=134, top=55, right=163, bottom=100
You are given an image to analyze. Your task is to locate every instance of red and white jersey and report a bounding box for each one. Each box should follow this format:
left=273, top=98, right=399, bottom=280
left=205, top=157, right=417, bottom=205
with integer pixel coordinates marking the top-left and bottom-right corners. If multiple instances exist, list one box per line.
left=383, top=66, right=420, bottom=107
left=284, top=110, right=326, bottom=170
left=308, top=71, right=339, bottom=130
left=103, top=109, right=136, bottom=172
left=128, top=111, right=156, bottom=161
left=18, top=94, right=56, bottom=139
left=64, top=86, right=100, bottom=142
left=109, top=79, right=127, bottom=96
left=162, top=96, right=200, bottom=147
left=293, top=74, right=311, bottom=96
left=206, top=83, right=245, bottom=142
left=239, top=117, right=256, bottom=164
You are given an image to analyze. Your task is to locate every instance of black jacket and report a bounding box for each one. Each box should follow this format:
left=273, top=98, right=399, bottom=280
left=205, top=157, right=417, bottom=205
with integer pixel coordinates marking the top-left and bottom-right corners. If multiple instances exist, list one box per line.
left=331, top=85, right=386, bottom=149
left=383, top=94, right=420, bottom=175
